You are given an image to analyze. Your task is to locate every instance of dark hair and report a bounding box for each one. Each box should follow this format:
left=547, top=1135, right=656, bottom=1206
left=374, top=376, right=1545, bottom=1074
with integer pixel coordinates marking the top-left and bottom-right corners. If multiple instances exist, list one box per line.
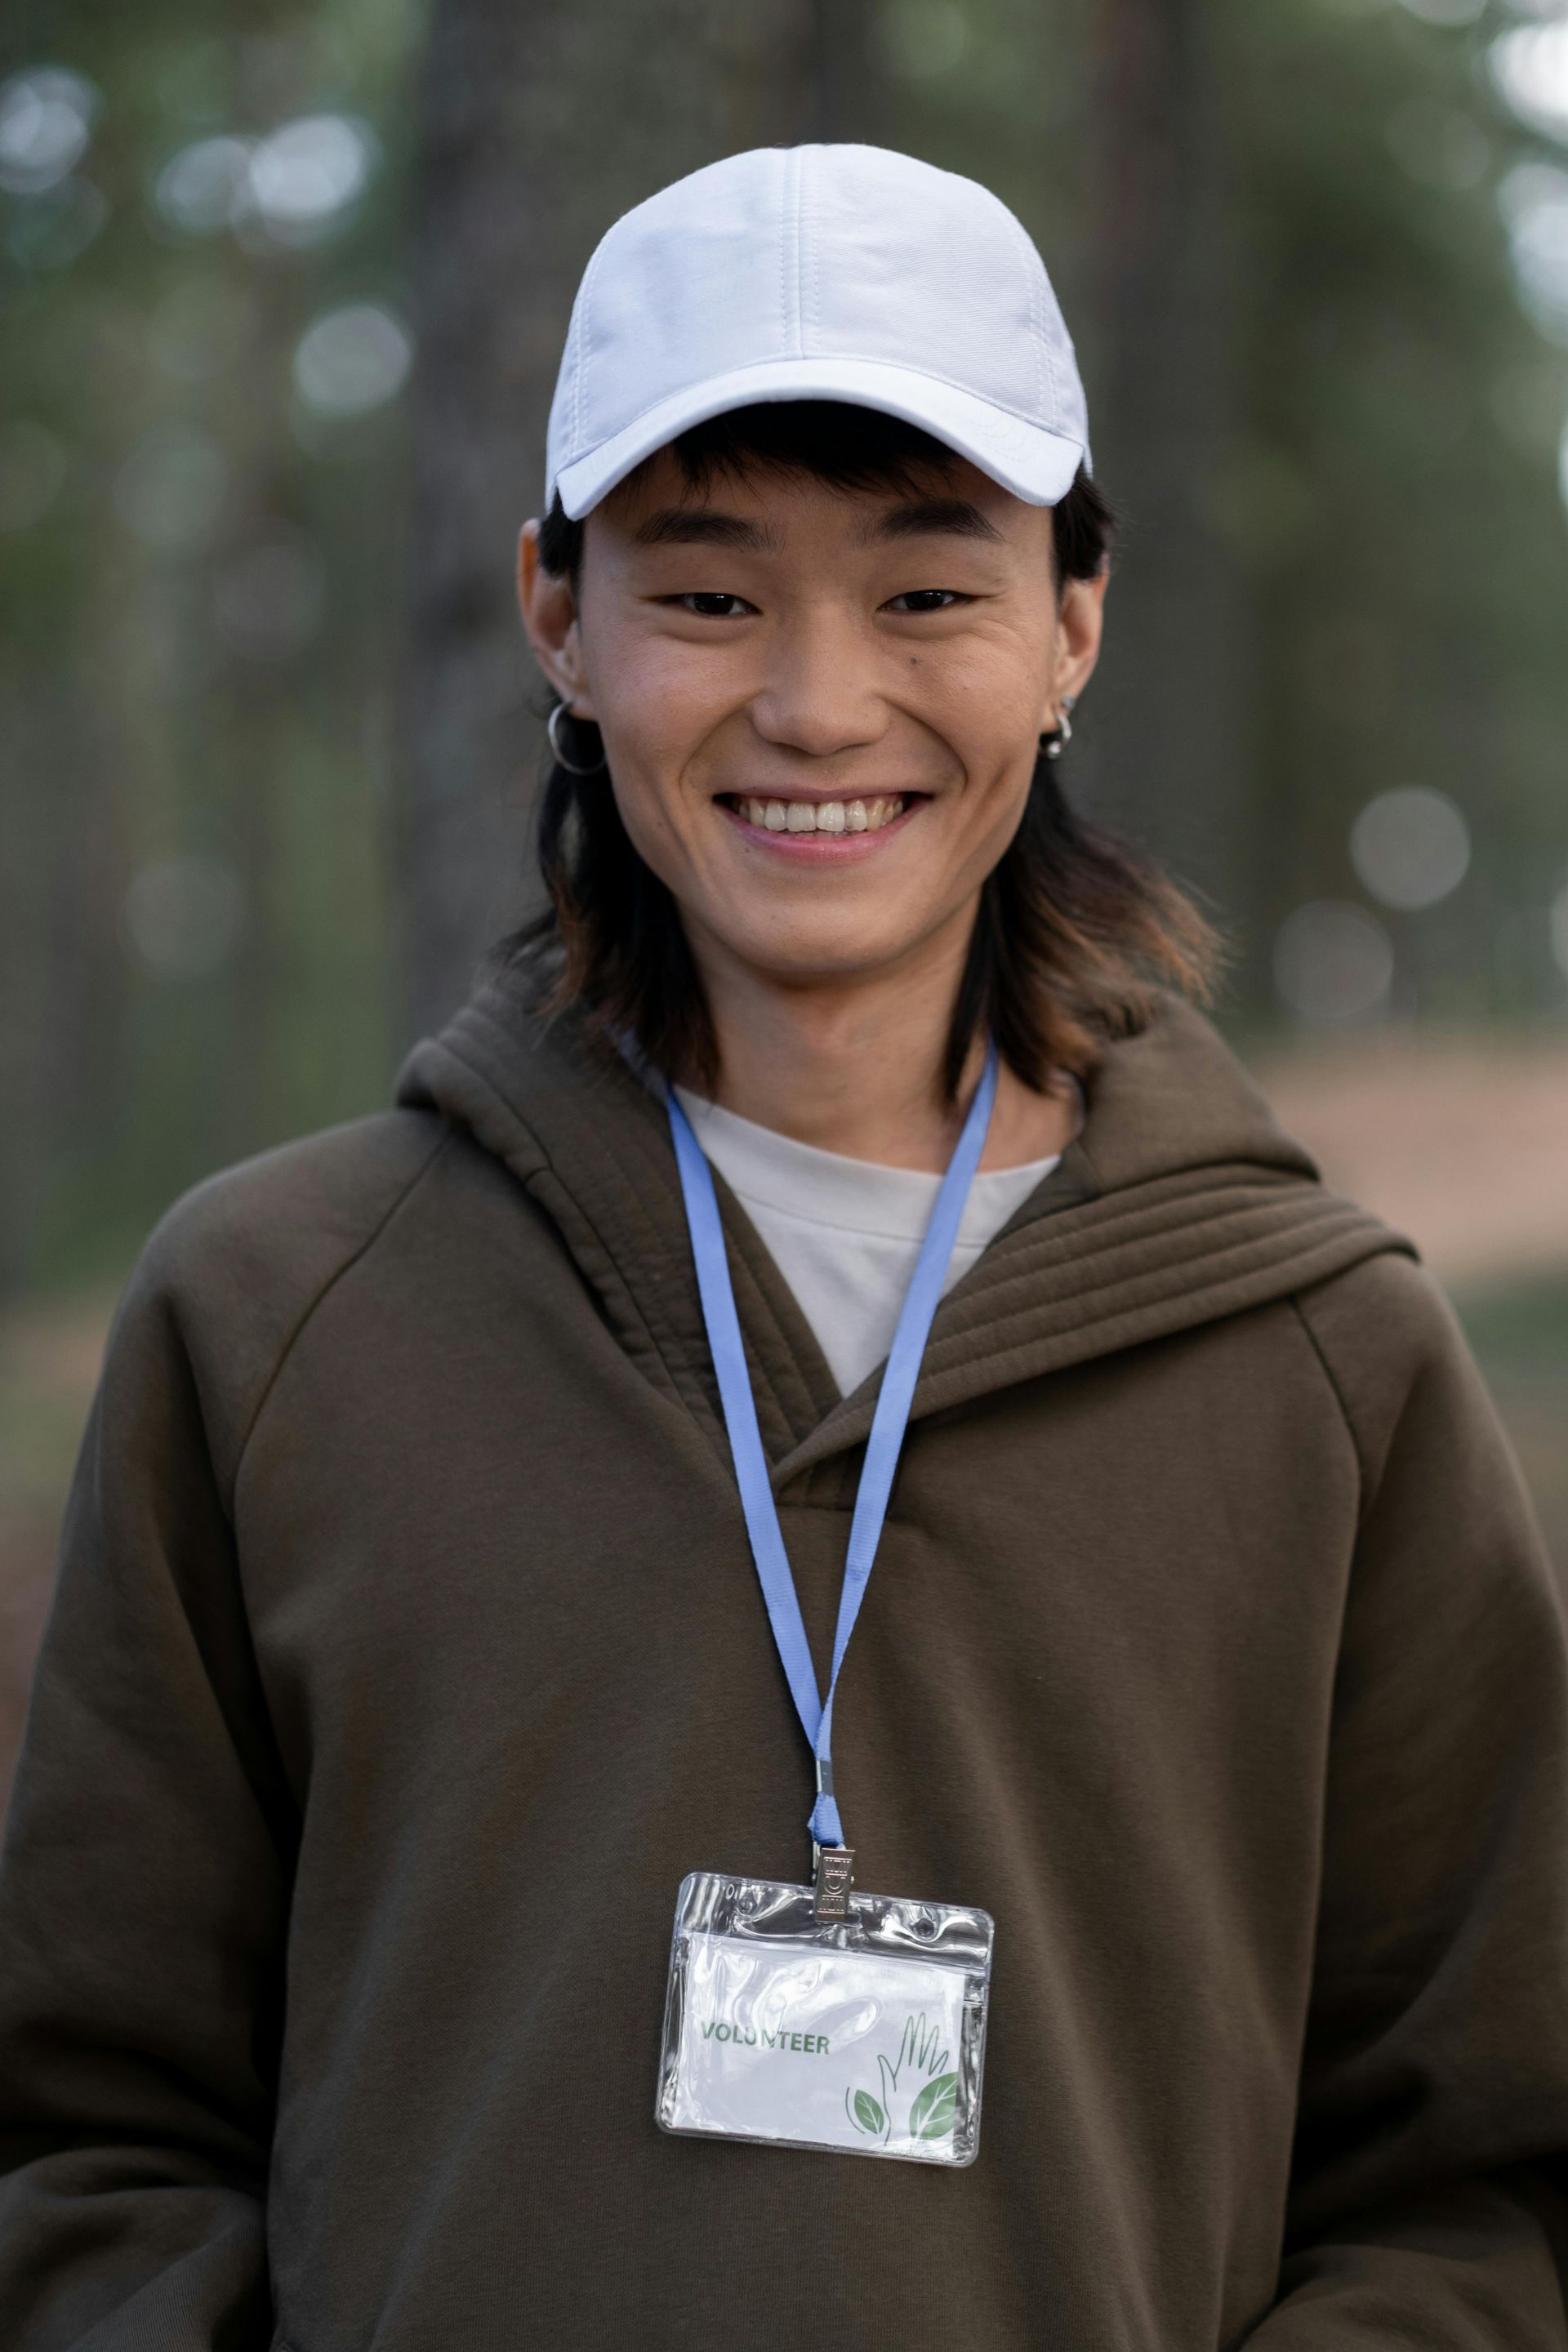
left=506, top=402, right=1219, bottom=1094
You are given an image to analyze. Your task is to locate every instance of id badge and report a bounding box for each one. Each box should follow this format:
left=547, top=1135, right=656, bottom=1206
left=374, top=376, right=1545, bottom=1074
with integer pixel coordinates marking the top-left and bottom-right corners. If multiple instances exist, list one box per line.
left=656, top=1872, right=994, bottom=2165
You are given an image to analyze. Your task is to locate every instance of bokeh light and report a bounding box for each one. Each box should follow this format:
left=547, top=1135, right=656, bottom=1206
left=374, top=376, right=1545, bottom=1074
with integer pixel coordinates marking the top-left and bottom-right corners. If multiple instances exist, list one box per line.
left=1498, top=163, right=1568, bottom=347
left=153, top=136, right=252, bottom=236
left=0, top=67, right=97, bottom=196
left=1491, top=22, right=1568, bottom=144
left=1350, top=787, right=1472, bottom=912
left=122, top=854, right=244, bottom=981
left=151, top=115, right=376, bottom=246
left=1274, top=902, right=1396, bottom=1025
left=248, top=116, right=376, bottom=245
left=292, top=302, right=412, bottom=416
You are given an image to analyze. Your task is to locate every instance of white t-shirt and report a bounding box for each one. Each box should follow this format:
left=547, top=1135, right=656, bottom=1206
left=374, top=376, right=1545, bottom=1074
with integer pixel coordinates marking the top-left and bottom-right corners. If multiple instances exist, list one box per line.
left=673, top=1089, right=1064, bottom=1398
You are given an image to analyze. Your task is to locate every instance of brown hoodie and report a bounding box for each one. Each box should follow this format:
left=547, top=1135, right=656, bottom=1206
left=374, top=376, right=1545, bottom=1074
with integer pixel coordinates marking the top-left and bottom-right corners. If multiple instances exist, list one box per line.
left=2, top=973, right=1566, bottom=2351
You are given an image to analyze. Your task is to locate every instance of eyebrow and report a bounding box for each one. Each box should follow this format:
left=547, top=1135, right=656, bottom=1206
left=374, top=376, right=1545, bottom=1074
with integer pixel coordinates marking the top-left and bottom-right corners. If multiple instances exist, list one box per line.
left=860, top=497, right=1004, bottom=546
left=631, top=508, right=782, bottom=552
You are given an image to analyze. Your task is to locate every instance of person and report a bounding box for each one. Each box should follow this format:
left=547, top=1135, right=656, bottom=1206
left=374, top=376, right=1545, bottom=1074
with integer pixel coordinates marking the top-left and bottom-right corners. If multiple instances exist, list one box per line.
left=1, top=142, right=1565, bottom=2352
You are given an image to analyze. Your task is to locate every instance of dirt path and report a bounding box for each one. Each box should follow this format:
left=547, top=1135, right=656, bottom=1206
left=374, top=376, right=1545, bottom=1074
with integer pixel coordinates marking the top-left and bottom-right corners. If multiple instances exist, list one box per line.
left=1255, top=1031, right=1568, bottom=1290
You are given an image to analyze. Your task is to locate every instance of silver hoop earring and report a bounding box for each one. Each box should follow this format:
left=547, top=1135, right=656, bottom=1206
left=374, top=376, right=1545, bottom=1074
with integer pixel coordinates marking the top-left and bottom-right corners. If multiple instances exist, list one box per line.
left=547, top=702, right=606, bottom=776
left=1042, top=695, right=1077, bottom=761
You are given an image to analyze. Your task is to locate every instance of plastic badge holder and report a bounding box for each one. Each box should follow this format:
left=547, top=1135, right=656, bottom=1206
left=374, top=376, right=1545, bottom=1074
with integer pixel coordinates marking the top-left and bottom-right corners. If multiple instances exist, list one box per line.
left=657, top=1873, right=994, bottom=2166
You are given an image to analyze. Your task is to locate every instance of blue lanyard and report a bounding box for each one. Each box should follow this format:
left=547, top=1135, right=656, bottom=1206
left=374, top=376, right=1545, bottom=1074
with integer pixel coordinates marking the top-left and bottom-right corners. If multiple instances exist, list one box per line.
left=666, top=1043, right=999, bottom=1853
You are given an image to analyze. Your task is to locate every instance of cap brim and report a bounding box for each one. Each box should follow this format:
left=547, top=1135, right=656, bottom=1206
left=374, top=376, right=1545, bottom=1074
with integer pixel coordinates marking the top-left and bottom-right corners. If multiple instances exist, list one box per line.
left=551, top=356, right=1087, bottom=519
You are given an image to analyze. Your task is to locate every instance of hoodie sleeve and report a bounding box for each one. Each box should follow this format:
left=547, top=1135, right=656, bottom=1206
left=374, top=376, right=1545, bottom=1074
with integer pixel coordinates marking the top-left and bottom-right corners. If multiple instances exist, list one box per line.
left=0, top=1116, right=443, bottom=2350
left=1241, top=1255, right=1568, bottom=2347
left=0, top=1231, right=294, bottom=2349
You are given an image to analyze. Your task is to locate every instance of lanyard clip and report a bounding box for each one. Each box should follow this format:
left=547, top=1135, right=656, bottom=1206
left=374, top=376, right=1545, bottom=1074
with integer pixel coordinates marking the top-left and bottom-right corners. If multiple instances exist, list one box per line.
left=812, top=1758, right=854, bottom=1921
left=813, top=1842, right=855, bottom=1922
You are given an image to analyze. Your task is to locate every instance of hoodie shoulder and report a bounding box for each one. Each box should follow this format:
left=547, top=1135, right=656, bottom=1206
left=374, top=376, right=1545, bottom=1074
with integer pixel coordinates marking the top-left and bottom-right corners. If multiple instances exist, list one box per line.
left=114, top=1109, right=452, bottom=1503
left=1292, top=1250, right=1517, bottom=1519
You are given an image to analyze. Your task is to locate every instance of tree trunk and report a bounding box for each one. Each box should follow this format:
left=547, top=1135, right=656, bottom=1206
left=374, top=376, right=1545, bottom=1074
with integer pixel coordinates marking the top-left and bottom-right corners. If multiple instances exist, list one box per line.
left=1080, top=0, right=1251, bottom=948
left=401, top=0, right=881, bottom=1036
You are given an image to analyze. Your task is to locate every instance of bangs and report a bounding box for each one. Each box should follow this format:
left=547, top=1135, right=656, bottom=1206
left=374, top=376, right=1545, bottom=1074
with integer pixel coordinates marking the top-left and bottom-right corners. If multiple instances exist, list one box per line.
left=537, top=399, right=1114, bottom=587
left=661, top=400, right=964, bottom=503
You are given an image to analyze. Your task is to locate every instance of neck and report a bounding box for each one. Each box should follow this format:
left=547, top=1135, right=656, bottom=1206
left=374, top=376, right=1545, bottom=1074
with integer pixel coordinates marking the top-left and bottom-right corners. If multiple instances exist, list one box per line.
left=682, top=909, right=1079, bottom=1174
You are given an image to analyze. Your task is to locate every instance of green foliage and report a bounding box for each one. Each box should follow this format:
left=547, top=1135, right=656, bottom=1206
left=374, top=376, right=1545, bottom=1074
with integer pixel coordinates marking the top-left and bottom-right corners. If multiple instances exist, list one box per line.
left=0, top=0, right=425, bottom=1288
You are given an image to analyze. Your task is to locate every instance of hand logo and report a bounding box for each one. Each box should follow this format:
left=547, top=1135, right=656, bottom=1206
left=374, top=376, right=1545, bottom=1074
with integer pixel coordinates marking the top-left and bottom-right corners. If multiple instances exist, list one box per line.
left=845, top=2011, right=957, bottom=2147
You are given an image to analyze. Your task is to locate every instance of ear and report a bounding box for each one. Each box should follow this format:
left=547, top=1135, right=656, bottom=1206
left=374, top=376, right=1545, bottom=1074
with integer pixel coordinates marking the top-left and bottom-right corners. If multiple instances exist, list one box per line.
left=1048, top=569, right=1109, bottom=720
left=517, top=519, right=597, bottom=719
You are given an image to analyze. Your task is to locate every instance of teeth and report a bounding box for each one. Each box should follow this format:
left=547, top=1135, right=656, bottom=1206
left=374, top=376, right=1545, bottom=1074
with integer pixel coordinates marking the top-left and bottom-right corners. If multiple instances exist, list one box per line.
left=737, top=795, right=902, bottom=832
left=736, top=795, right=904, bottom=835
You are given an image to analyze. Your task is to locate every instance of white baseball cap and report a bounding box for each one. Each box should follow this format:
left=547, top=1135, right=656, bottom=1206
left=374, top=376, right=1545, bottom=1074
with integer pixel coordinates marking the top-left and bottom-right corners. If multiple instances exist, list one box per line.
left=545, top=144, right=1090, bottom=521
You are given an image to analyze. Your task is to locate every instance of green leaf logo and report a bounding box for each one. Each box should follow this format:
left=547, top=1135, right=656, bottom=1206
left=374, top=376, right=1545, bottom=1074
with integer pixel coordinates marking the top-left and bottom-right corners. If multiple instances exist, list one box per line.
left=852, top=2090, right=886, bottom=2136
left=909, top=2071, right=958, bottom=2142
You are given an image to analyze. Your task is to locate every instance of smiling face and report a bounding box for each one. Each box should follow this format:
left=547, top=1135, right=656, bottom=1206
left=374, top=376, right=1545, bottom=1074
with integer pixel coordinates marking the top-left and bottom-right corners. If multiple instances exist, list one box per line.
left=519, top=439, right=1106, bottom=1012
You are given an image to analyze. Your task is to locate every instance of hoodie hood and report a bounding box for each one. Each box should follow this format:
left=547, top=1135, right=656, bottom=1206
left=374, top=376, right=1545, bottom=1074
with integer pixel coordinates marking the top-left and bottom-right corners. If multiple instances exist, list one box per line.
left=396, top=966, right=1414, bottom=1485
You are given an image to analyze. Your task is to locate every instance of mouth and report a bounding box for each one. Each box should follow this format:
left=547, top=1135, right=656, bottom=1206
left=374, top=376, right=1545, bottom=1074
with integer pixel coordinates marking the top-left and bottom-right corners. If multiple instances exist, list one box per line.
left=716, top=792, right=920, bottom=845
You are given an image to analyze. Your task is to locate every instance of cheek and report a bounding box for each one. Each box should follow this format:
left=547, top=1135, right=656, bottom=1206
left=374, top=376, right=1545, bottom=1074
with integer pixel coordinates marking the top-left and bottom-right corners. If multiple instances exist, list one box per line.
left=579, top=649, right=728, bottom=884
left=927, top=695, right=1045, bottom=853
left=917, top=645, right=1049, bottom=889
left=947, top=766, right=1036, bottom=902
left=917, top=622, right=1055, bottom=767
left=592, top=645, right=743, bottom=830
left=576, top=588, right=736, bottom=753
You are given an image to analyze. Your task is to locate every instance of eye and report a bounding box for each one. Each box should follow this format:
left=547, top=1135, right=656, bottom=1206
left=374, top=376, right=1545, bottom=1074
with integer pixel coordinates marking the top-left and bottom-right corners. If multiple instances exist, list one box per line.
left=884, top=589, right=971, bottom=613
left=672, top=591, right=755, bottom=617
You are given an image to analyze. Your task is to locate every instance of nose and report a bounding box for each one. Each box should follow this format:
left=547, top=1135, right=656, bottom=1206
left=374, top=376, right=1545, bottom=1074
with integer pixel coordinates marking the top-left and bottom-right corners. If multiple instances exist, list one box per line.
left=747, top=606, right=888, bottom=760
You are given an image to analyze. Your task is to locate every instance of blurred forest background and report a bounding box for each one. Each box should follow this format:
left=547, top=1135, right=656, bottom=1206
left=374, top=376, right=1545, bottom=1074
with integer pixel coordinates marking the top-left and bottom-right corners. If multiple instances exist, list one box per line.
left=2, top=0, right=1567, bottom=1796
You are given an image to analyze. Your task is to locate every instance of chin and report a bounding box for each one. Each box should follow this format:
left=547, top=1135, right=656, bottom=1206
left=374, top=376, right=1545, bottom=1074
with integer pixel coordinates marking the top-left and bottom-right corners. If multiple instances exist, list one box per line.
left=709, top=907, right=930, bottom=987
